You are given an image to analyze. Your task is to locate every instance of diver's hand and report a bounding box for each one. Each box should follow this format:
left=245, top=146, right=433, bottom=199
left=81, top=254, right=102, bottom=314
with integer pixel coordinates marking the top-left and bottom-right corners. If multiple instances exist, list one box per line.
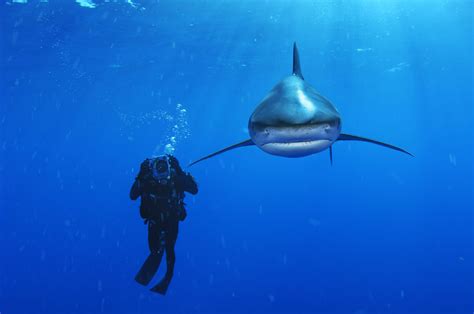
left=185, top=173, right=196, bottom=184
left=140, top=159, right=151, bottom=170
left=174, top=173, right=186, bottom=189
left=137, top=159, right=151, bottom=180
left=175, top=172, right=198, bottom=194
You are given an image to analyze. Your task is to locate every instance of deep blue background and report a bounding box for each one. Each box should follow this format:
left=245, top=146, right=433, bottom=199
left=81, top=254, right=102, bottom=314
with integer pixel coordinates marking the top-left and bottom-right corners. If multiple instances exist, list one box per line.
left=1, top=1, right=473, bottom=313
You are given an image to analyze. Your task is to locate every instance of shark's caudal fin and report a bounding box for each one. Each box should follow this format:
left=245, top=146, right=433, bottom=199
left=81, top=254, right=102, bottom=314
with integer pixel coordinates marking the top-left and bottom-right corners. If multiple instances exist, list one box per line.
left=188, top=139, right=255, bottom=166
left=337, top=133, right=413, bottom=156
left=292, top=42, right=304, bottom=80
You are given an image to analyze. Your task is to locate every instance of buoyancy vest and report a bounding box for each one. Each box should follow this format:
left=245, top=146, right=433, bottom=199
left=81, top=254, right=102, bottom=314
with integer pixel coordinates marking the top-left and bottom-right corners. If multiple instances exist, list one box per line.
left=140, top=155, right=182, bottom=219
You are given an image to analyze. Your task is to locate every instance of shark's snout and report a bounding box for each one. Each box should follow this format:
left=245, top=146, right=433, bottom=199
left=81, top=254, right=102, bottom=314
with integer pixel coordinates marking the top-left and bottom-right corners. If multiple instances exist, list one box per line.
left=247, top=73, right=342, bottom=158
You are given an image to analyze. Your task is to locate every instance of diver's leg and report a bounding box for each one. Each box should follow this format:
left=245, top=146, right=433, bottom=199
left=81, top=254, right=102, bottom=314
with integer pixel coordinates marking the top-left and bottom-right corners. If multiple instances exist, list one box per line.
left=164, top=218, right=179, bottom=280
left=135, top=220, right=165, bottom=286
left=150, top=218, right=179, bottom=294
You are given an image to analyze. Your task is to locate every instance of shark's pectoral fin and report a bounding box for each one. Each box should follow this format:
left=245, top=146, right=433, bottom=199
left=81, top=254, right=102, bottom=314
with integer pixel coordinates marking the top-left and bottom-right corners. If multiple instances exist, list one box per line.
left=189, top=139, right=255, bottom=166
left=337, top=133, right=413, bottom=157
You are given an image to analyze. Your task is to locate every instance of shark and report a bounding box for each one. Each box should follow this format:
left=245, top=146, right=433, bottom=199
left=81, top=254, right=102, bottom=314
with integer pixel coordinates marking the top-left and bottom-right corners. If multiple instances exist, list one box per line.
left=190, top=43, right=412, bottom=166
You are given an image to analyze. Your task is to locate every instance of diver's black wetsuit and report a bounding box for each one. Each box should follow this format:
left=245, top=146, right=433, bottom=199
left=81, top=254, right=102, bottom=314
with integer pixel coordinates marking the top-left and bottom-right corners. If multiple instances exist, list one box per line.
left=130, top=155, right=198, bottom=294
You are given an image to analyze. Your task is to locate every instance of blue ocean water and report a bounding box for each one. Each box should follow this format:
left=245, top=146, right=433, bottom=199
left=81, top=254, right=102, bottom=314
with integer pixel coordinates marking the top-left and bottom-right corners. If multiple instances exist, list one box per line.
left=1, top=1, right=473, bottom=313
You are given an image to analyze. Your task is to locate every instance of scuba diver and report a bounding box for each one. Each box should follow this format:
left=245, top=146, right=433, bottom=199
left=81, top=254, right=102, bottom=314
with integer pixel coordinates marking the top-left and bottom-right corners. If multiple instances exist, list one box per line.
left=130, top=154, right=198, bottom=295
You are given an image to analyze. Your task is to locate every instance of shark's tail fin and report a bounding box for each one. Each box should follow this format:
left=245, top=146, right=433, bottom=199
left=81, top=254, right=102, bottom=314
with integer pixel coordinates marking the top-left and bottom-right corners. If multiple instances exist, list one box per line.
left=292, top=42, right=304, bottom=80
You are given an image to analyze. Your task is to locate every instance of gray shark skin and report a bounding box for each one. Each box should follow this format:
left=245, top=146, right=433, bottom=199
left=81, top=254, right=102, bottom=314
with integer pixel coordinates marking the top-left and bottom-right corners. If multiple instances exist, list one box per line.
left=190, top=43, right=412, bottom=166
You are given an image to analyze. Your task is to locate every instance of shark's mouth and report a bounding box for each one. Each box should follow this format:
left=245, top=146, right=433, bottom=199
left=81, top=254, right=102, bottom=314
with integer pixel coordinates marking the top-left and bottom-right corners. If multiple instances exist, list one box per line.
left=263, top=139, right=331, bottom=147
left=260, top=139, right=332, bottom=157
left=249, top=122, right=341, bottom=157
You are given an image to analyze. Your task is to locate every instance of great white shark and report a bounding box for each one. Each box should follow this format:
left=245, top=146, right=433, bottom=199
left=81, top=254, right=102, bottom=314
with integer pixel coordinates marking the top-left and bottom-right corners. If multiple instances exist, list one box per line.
left=190, top=43, right=412, bottom=166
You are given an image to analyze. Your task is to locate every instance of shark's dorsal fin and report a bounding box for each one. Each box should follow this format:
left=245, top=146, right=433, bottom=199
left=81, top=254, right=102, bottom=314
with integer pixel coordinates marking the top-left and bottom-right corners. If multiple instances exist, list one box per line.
left=292, top=42, right=304, bottom=80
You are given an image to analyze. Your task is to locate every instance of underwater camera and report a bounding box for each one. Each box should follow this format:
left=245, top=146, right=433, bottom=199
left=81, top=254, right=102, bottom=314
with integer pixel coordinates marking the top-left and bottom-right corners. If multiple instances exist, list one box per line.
left=153, top=157, right=172, bottom=185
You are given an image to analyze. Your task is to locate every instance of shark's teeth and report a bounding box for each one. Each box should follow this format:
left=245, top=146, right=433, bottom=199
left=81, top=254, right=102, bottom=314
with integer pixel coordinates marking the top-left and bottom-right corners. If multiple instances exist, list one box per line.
left=263, top=140, right=326, bottom=145
left=260, top=139, right=332, bottom=157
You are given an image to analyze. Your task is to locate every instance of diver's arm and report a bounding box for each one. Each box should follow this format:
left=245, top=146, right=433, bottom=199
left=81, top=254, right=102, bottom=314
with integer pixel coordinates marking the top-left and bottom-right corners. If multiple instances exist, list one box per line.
left=130, top=159, right=150, bottom=200
left=129, top=179, right=142, bottom=200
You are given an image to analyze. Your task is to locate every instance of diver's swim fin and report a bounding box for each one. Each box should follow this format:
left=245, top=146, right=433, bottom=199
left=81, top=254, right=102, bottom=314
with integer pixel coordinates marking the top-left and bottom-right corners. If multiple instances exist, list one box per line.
left=337, top=133, right=413, bottom=156
left=150, top=277, right=171, bottom=295
left=189, top=139, right=255, bottom=166
left=134, top=253, right=163, bottom=286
